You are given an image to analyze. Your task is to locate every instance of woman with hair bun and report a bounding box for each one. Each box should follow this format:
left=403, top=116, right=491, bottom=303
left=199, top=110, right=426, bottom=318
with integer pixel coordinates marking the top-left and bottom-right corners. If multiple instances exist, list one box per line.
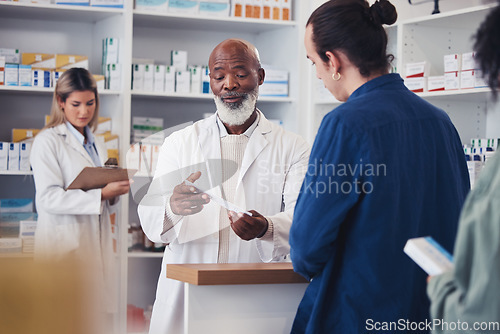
left=289, top=1, right=470, bottom=333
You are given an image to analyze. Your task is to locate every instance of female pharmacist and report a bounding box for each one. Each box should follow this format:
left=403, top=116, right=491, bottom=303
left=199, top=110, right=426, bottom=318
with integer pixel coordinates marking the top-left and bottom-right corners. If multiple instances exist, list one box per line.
left=289, top=0, right=470, bottom=333
left=30, top=68, right=130, bottom=328
left=427, top=4, right=500, bottom=333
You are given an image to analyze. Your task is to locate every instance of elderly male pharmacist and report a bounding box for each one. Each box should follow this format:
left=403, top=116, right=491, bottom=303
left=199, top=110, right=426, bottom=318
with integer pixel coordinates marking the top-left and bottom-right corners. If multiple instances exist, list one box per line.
left=138, top=38, right=310, bottom=334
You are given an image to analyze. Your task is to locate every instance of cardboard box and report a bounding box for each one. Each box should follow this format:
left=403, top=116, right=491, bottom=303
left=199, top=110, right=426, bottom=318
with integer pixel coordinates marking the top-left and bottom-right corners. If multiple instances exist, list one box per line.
left=153, top=65, right=166, bottom=92
left=96, top=117, right=112, bottom=134
left=143, top=64, right=154, bottom=92
left=281, top=0, right=291, bottom=20
left=106, top=63, right=121, bottom=90
left=271, top=0, right=280, bottom=20
left=32, top=69, right=51, bottom=87
left=460, top=70, right=475, bottom=89
left=93, top=74, right=105, bottom=91
left=132, top=63, right=145, bottom=91
left=404, top=237, right=454, bottom=276
left=136, top=0, right=169, bottom=11
left=262, top=0, right=271, bottom=19
left=201, top=65, right=210, bottom=94
left=21, top=53, right=56, bottom=70
left=461, top=52, right=476, bottom=71
left=189, top=65, right=201, bottom=94
left=0, top=56, right=4, bottom=85
left=252, top=0, right=262, bottom=18
left=427, top=76, right=445, bottom=92
left=19, top=64, right=32, bottom=87
left=168, top=0, right=199, bottom=14
left=53, top=70, right=67, bottom=88
left=444, top=71, right=460, bottom=90
left=19, top=142, right=31, bottom=171
left=102, top=38, right=119, bottom=65
left=0, top=198, right=33, bottom=213
left=444, top=53, right=461, bottom=73
left=12, top=129, right=41, bottom=143
left=474, top=69, right=488, bottom=88
left=231, top=0, right=245, bottom=17
left=165, top=65, right=176, bottom=93
left=55, top=54, right=88, bottom=70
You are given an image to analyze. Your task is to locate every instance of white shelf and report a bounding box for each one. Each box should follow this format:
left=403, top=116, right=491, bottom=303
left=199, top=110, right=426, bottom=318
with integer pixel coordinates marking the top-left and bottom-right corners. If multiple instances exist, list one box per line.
left=131, top=91, right=293, bottom=102
left=0, top=2, right=124, bottom=23
left=133, top=10, right=296, bottom=33
left=0, top=86, right=121, bottom=96
left=128, top=252, right=164, bottom=258
left=0, top=170, right=33, bottom=176
left=417, top=87, right=492, bottom=101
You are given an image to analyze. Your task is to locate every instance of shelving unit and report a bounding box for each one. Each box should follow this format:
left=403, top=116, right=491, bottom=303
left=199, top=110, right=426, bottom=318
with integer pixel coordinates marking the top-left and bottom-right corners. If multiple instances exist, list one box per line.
left=306, top=1, right=500, bottom=146
left=0, top=1, right=306, bottom=332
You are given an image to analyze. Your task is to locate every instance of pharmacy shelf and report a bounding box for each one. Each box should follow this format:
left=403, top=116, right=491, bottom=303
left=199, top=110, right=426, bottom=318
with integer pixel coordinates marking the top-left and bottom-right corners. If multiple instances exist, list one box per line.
left=417, top=87, right=492, bottom=101
left=0, top=2, right=124, bottom=23
left=128, top=252, right=164, bottom=258
left=0, top=170, right=33, bottom=176
left=133, top=10, right=296, bottom=33
left=131, top=91, right=293, bottom=102
left=0, top=86, right=121, bottom=96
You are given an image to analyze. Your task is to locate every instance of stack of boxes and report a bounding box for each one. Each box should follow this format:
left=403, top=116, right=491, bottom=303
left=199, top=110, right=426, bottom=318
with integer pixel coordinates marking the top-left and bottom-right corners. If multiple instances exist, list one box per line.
left=134, top=0, right=292, bottom=20
left=260, top=65, right=289, bottom=97
left=464, top=138, right=499, bottom=188
left=0, top=129, right=38, bottom=172
left=132, top=50, right=211, bottom=95
left=103, top=37, right=121, bottom=91
left=404, top=51, right=489, bottom=93
left=0, top=199, right=37, bottom=255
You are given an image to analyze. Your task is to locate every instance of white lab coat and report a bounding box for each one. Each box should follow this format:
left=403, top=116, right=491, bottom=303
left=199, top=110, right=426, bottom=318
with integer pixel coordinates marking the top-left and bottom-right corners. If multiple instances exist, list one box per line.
left=30, top=123, right=118, bottom=313
left=138, top=111, right=310, bottom=334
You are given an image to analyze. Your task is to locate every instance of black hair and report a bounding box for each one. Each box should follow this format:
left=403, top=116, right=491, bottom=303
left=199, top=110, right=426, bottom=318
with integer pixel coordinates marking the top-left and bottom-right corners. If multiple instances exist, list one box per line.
left=474, top=2, right=500, bottom=100
left=307, top=0, right=397, bottom=77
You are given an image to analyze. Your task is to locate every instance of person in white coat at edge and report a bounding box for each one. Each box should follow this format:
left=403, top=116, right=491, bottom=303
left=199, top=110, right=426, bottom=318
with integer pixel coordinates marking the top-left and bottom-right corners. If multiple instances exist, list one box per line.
left=138, top=38, right=310, bottom=334
left=30, top=68, right=131, bottom=332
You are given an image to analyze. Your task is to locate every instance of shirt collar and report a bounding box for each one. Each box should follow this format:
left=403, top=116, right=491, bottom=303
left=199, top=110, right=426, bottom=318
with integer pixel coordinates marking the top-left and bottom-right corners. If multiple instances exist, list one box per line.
left=349, top=73, right=403, bottom=100
left=216, top=110, right=260, bottom=138
left=66, top=121, right=94, bottom=145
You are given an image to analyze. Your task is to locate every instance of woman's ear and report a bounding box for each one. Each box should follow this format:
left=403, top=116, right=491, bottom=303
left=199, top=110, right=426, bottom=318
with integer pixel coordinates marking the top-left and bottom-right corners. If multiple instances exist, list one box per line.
left=325, top=50, right=341, bottom=73
left=56, top=96, right=65, bottom=111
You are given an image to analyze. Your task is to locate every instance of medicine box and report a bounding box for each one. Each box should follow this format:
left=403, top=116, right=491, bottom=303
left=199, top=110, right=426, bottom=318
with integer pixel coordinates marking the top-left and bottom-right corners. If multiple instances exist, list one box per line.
left=153, top=65, right=166, bottom=93
left=165, top=66, right=176, bottom=93
left=272, top=0, right=280, bottom=20
left=0, top=142, right=8, bottom=171
left=404, top=77, right=426, bottom=93
left=19, top=64, right=32, bottom=87
left=175, top=70, right=190, bottom=93
left=55, top=54, right=89, bottom=70
left=262, top=0, right=271, bottom=19
left=252, top=0, right=262, bottom=18
left=96, top=117, right=112, bottom=134
left=93, top=74, right=105, bottom=91
left=19, top=143, right=31, bottom=171
left=444, top=71, right=460, bottom=90
left=168, top=0, right=199, bottom=14
left=8, top=143, right=19, bottom=171
left=132, top=64, right=145, bottom=91
left=32, top=69, right=51, bottom=88
left=5, top=64, right=19, bottom=86
left=404, top=236, right=454, bottom=276
left=0, top=238, right=23, bottom=253
left=90, top=0, right=123, bottom=7
left=473, top=69, right=488, bottom=88
left=281, top=0, right=291, bottom=20
left=460, top=70, right=475, bottom=89
left=171, top=50, right=188, bottom=71
left=444, top=54, right=461, bottom=73
left=55, top=0, right=90, bottom=5
left=102, top=38, right=119, bottom=65
left=0, top=56, right=4, bottom=85
left=201, top=65, right=210, bottom=94
left=244, top=0, right=253, bottom=17
left=143, top=64, right=154, bottom=92
left=405, top=61, right=428, bottom=78
left=232, top=0, right=245, bottom=17
left=136, top=0, right=169, bottom=11
left=0, top=49, right=20, bottom=64
left=0, top=198, right=33, bottom=213
left=126, top=143, right=141, bottom=171
left=199, top=0, right=230, bottom=17
left=106, top=63, right=121, bottom=91
left=189, top=65, right=202, bottom=94
left=427, top=76, right=445, bottom=92
left=53, top=70, right=66, bottom=88
left=461, top=52, right=476, bottom=71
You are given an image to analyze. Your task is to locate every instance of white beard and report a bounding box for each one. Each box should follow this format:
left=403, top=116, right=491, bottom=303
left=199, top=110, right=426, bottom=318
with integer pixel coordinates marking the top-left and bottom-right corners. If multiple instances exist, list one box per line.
left=214, top=87, right=259, bottom=126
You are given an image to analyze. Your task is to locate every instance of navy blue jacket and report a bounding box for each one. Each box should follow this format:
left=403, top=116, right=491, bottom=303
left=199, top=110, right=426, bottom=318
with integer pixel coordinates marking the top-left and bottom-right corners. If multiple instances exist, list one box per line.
left=290, top=74, right=470, bottom=334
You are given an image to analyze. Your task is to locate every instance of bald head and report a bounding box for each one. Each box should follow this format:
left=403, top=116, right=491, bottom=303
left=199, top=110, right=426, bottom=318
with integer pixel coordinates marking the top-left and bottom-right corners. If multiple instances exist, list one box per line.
left=209, top=38, right=261, bottom=70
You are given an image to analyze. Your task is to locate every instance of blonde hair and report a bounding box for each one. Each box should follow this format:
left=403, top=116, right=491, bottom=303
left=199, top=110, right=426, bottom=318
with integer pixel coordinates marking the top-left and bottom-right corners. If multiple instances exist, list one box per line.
left=44, top=68, right=100, bottom=132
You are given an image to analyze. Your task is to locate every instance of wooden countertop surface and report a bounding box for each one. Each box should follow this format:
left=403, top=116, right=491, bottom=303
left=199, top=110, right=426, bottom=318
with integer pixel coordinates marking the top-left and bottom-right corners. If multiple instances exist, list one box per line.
left=166, top=263, right=309, bottom=286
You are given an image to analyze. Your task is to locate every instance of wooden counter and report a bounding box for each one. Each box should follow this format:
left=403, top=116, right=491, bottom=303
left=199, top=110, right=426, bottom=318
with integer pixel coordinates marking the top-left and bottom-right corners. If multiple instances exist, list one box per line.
left=166, top=263, right=309, bottom=334
left=166, top=262, right=308, bottom=285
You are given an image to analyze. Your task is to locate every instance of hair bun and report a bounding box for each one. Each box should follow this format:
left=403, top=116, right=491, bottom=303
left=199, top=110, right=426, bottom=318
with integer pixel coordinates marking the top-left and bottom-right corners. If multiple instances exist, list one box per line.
left=369, top=0, right=397, bottom=26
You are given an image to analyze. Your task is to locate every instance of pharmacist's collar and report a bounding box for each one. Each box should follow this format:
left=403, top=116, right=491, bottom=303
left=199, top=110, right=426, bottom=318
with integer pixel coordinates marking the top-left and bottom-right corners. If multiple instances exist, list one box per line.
left=216, top=110, right=260, bottom=138
left=65, top=121, right=94, bottom=145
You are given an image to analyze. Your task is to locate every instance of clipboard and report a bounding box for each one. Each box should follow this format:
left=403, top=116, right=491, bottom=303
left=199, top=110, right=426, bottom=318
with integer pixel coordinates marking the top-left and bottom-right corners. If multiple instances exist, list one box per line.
left=67, top=167, right=138, bottom=191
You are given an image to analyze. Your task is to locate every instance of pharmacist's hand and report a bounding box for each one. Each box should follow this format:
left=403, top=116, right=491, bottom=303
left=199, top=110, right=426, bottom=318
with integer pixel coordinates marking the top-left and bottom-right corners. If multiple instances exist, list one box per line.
left=170, top=171, right=210, bottom=216
left=229, top=210, right=268, bottom=241
left=101, top=180, right=131, bottom=201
